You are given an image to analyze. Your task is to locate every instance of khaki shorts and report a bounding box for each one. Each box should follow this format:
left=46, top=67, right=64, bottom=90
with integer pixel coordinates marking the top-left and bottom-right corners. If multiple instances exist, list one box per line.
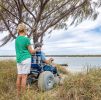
left=17, top=58, right=31, bottom=74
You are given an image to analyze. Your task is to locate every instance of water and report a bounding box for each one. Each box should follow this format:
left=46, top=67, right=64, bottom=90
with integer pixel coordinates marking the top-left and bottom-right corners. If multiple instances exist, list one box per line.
left=0, top=57, right=101, bottom=72
left=49, top=57, right=101, bottom=72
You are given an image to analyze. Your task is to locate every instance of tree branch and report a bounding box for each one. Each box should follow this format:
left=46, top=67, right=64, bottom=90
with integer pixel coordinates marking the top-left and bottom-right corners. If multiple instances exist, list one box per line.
left=36, top=0, right=50, bottom=23
left=41, top=0, right=71, bottom=20
left=0, top=34, right=11, bottom=47
left=0, top=13, right=16, bottom=39
left=0, top=3, right=32, bottom=29
left=38, top=0, right=87, bottom=37
left=48, top=0, right=87, bottom=28
left=21, top=0, right=36, bottom=21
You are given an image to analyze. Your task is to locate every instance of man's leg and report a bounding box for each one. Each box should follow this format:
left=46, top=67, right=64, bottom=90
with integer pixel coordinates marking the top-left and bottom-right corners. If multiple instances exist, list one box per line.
left=16, top=74, right=22, bottom=96
left=51, top=65, right=61, bottom=77
left=21, top=74, right=28, bottom=93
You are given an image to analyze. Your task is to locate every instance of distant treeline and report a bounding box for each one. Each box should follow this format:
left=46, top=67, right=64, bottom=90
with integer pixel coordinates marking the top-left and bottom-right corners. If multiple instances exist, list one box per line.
left=0, top=55, right=101, bottom=57
left=46, top=55, right=101, bottom=57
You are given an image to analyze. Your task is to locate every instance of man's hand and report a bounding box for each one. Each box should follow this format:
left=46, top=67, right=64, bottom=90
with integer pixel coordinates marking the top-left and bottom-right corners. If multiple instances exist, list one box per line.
left=49, top=58, right=54, bottom=62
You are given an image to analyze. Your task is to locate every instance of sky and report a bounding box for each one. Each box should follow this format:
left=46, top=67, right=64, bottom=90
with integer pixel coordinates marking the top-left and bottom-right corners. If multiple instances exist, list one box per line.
left=0, top=8, right=101, bottom=55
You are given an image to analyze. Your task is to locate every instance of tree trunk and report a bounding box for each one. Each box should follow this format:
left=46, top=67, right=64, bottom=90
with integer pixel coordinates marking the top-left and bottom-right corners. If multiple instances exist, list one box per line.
left=40, top=34, right=44, bottom=43
left=33, top=35, right=38, bottom=43
left=33, top=32, right=38, bottom=48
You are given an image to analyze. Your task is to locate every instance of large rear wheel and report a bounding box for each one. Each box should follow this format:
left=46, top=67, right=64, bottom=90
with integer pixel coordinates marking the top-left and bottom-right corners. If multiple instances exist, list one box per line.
left=38, top=71, right=55, bottom=91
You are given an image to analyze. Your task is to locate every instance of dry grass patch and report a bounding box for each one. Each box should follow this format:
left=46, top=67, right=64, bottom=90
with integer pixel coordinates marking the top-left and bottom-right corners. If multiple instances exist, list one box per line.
left=0, top=60, right=101, bottom=100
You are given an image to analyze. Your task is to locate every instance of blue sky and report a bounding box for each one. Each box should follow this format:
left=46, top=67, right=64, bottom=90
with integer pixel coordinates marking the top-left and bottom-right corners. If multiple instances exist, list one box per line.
left=0, top=9, right=101, bottom=55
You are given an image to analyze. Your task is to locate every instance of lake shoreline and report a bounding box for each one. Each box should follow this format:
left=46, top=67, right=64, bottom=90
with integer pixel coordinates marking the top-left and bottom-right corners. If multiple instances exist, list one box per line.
left=1, top=54, right=101, bottom=57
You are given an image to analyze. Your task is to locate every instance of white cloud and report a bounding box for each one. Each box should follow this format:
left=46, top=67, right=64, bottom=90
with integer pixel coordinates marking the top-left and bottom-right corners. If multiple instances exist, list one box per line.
left=0, top=8, right=101, bottom=55
left=43, top=10, right=101, bottom=55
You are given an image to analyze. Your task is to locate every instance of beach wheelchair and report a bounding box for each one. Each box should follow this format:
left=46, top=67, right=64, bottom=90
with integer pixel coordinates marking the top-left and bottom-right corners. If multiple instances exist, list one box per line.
left=27, top=51, right=60, bottom=91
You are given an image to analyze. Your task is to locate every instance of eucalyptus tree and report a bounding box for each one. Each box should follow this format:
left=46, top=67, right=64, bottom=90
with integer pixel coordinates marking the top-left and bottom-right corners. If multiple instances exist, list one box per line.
left=0, top=0, right=100, bottom=46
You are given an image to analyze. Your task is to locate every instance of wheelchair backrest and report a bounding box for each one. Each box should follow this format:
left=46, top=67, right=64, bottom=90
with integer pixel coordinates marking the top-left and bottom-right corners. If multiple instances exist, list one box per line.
left=31, top=51, right=45, bottom=69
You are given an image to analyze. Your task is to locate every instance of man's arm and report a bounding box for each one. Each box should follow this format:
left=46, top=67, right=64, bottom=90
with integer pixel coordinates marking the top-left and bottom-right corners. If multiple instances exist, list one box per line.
left=41, top=52, right=54, bottom=64
left=44, top=59, right=50, bottom=64
left=44, top=58, right=54, bottom=64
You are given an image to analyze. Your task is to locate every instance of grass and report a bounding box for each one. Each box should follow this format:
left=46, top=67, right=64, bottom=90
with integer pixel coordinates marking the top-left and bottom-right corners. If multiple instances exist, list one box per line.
left=0, top=60, right=101, bottom=100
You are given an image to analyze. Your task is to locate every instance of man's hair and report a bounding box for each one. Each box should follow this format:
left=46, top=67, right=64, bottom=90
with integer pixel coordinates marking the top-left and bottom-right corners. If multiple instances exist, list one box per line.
left=17, top=23, right=27, bottom=33
left=34, top=42, right=43, bottom=48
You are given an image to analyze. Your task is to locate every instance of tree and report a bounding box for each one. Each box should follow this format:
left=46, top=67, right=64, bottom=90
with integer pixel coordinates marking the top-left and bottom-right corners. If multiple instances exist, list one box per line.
left=0, top=0, right=101, bottom=46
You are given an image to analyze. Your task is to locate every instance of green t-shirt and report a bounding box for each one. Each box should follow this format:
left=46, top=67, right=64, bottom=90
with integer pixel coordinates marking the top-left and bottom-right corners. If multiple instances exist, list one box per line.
left=15, top=36, right=31, bottom=63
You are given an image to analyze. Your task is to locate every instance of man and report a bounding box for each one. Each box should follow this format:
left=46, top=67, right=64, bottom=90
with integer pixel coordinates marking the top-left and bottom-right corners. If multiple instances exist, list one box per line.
left=33, top=42, right=59, bottom=75
left=33, top=42, right=53, bottom=64
left=15, top=23, right=40, bottom=96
